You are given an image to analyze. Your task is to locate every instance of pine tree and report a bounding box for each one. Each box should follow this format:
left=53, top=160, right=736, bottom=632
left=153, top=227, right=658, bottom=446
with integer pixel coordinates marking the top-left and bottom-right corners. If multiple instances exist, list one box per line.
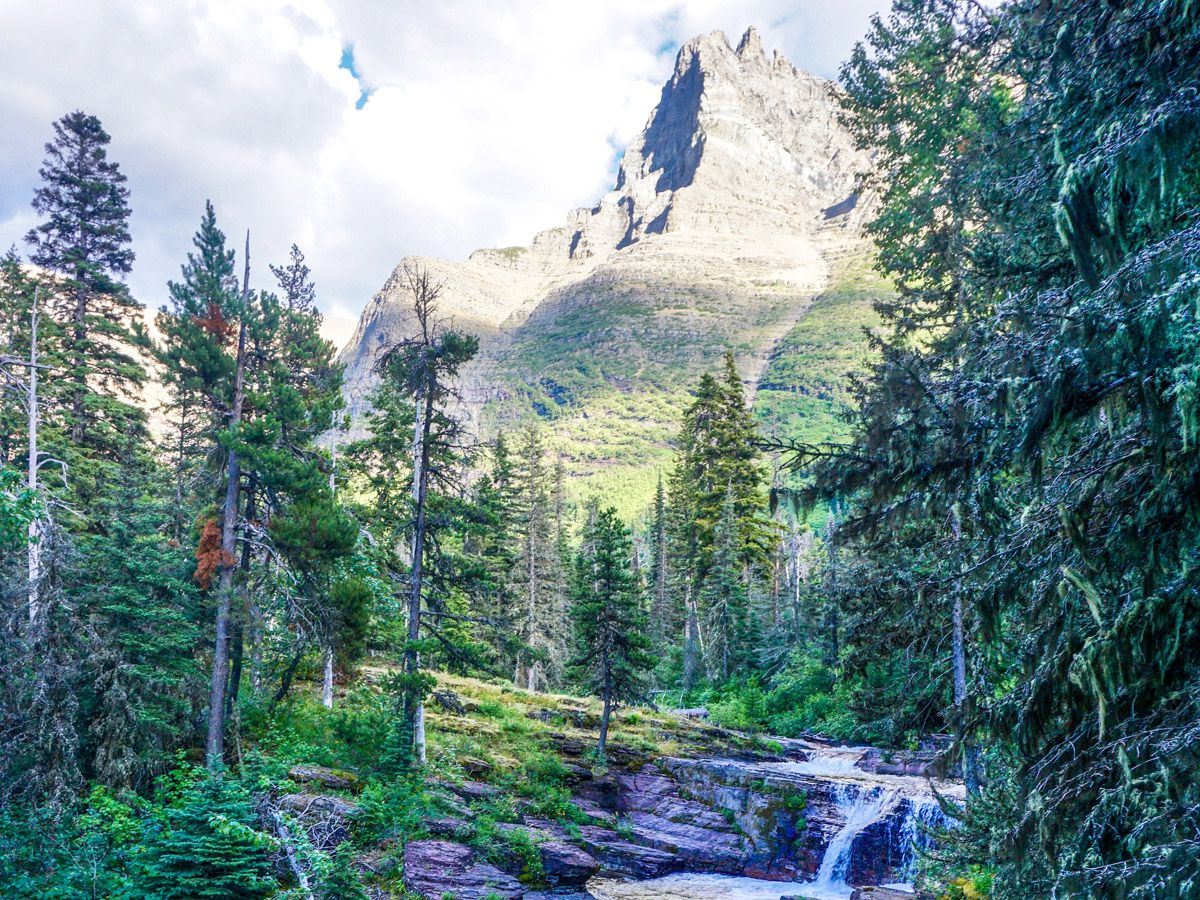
left=508, top=424, right=563, bottom=690
left=802, top=0, right=1200, bottom=893
left=77, top=468, right=202, bottom=792
left=136, top=772, right=277, bottom=898
left=699, top=490, right=749, bottom=681
left=647, top=474, right=673, bottom=653
left=25, top=111, right=145, bottom=464
left=569, top=503, right=653, bottom=759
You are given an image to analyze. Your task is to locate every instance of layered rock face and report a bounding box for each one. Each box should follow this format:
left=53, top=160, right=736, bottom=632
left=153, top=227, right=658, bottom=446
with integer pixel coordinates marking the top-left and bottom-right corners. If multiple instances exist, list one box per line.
left=393, top=738, right=958, bottom=898
left=336, top=28, right=871, bottom=504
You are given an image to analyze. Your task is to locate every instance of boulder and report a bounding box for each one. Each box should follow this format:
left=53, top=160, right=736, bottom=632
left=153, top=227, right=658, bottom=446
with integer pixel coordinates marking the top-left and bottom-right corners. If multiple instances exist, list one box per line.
left=423, top=815, right=472, bottom=838
left=490, top=822, right=600, bottom=886
left=287, top=764, right=361, bottom=793
left=539, top=839, right=601, bottom=886
left=404, top=839, right=523, bottom=900
left=576, top=824, right=678, bottom=879
left=849, top=887, right=919, bottom=900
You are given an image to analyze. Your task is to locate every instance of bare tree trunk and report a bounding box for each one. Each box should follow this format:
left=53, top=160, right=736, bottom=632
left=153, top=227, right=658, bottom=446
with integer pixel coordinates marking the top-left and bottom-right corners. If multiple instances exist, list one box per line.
left=683, top=589, right=699, bottom=690
left=27, top=287, right=40, bottom=624
left=402, top=389, right=433, bottom=765
left=951, top=507, right=981, bottom=794
left=227, top=485, right=256, bottom=722
left=70, top=285, right=86, bottom=443
left=322, top=645, right=334, bottom=709
left=206, top=233, right=250, bottom=771
left=269, top=805, right=313, bottom=899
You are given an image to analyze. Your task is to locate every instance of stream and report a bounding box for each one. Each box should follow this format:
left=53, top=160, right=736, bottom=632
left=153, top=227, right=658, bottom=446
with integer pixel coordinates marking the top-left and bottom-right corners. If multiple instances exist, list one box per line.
left=587, top=747, right=955, bottom=899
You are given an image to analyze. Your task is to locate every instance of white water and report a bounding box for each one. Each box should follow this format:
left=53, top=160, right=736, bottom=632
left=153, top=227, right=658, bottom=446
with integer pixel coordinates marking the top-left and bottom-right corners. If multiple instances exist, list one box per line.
left=588, top=748, right=953, bottom=899
left=811, top=783, right=901, bottom=897
left=589, top=873, right=821, bottom=899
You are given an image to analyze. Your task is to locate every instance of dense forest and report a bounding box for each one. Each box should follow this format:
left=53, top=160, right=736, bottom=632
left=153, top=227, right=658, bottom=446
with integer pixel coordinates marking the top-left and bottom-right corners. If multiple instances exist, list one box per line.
left=2, top=0, right=1198, bottom=897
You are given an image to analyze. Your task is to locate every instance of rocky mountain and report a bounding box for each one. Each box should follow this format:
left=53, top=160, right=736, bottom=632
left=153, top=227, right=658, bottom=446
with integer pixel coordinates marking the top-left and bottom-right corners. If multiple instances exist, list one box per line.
left=336, top=27, right=886, bottom=512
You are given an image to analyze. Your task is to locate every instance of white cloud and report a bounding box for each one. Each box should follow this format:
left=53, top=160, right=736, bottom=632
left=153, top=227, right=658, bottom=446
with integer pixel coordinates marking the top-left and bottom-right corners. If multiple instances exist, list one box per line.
left=0, top=0, right=882, bottom=348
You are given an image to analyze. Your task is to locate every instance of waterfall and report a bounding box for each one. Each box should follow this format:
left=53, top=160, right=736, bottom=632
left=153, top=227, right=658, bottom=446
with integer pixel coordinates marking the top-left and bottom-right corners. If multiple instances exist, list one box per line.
left=809, top=783, right=900, bottom=897
left=895, top=794, right=950, bottom=883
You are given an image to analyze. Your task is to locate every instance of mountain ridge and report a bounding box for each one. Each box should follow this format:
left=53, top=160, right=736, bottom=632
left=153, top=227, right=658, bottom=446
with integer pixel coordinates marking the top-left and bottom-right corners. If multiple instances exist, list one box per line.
left=336, top=27, right=884, bottom=513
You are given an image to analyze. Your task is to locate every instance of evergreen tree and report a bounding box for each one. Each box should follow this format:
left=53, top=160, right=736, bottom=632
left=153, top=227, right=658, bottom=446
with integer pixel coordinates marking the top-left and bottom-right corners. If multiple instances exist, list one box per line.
left=793, top=0, right=1200, bottom=893
left=647, top=474, right=673, bottom=653
left=76, top=469, right=202, bottom=792
left=508, top=424, right=564, bottom=690
left=569, top=503, right=653, bottom=759
left=136, top=772, right=277, bottom=898
left=699, top=490, right=749, bottom=681
left=25, top=111, right=145, bottom=466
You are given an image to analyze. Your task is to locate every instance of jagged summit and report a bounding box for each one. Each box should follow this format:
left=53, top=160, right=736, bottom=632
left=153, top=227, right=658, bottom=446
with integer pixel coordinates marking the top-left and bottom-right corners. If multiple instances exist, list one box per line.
left=336, top=28, right=874, bottom=507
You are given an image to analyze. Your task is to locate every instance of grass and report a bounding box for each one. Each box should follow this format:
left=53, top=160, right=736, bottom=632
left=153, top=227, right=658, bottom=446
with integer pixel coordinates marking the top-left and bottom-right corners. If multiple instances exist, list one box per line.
left=468, top=254, right=893, bottom=522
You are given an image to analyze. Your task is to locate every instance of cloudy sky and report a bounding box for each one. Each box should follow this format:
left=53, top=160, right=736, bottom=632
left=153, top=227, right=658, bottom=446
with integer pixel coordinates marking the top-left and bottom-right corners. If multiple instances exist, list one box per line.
left=0, top=0, right=883, bottom=348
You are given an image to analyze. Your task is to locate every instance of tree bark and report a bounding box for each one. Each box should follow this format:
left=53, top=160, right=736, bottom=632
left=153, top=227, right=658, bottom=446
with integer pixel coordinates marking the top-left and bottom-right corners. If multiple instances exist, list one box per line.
left=26, top=286, right=40, bottom=625
left=597, top=655, right=612, bottom=760
left=951, top=507, right=981, bottom=795
left=205, top=232, right=249, bottom=771
left=322, top=645, right=334, bottom=709
left=401, top=386, right=434, bottom=765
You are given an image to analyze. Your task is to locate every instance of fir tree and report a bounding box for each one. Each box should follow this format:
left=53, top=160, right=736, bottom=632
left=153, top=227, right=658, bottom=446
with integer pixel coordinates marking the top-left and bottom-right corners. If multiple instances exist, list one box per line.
left=25, top=111, right=145, bottom=462
left=569, top=503, right=653, bottom=759
left=136, top=772, right=277, bottom=898
left=508, top=424, right=564, bottom=690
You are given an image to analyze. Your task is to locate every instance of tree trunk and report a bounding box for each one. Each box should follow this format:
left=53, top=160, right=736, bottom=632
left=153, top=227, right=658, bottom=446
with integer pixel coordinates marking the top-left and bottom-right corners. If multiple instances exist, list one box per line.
left=69, top=284, right=86, bottom=443
left=322, top=645, right=334, bottom=709
left=951, top=507, right=981, bottom=795
left=683, top=590, right=699, bottom=690
left=205, top=233, right=250, bottom=771
left=248, top=597, right=264, bottom=693
left=226, top=485, right=255, bottom=721
left=273, top=648, right=303, bottom=704
left=597, top=659, right=612, bottom=760
left=401, top=388, right=434, bottom=766
left=26, top=286, right=40, bottom=625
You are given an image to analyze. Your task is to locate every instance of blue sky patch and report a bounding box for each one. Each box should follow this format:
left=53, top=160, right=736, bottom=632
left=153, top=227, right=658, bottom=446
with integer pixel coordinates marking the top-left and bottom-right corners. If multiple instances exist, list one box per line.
left=339, top=44, right=374, bottom=109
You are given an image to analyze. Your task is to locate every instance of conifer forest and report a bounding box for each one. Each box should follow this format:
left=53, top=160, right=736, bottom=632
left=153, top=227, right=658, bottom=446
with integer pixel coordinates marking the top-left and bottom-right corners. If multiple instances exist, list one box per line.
left=1, top=1, right=1198, bottom=898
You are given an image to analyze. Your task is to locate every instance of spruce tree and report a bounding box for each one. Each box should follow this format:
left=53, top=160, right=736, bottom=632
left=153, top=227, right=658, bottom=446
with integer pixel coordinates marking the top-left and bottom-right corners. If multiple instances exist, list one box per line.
left=508, top=424, right=562, bottom=690
left=136, top=772, right=277, bottom=898
left=25, top=111, right=145, bottom=461
left=569, top=503, right=653, bottom=759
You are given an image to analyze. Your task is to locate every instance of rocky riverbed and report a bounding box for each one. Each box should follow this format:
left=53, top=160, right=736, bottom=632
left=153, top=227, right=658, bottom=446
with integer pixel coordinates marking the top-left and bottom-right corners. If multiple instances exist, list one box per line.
left=283, top=724, right=961, bottom=899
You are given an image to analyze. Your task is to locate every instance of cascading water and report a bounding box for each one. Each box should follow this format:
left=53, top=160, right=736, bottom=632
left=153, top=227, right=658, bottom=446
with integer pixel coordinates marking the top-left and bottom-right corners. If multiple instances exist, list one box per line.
left=809, top=783, right=901, bottom=897
left=589, top=746, right=959, bottom=899
left=784, top=748, right=956, bottom=898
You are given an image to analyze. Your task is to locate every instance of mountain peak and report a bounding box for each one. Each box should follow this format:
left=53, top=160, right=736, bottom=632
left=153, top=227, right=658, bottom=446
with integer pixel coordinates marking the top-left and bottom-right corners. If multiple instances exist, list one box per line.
left=736, top=26, right=765, bottom=59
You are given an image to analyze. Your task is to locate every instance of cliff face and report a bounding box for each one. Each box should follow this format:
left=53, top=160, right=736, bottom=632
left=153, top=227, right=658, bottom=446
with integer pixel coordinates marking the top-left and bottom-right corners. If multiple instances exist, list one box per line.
left=336, top=27, right=874, bottom=506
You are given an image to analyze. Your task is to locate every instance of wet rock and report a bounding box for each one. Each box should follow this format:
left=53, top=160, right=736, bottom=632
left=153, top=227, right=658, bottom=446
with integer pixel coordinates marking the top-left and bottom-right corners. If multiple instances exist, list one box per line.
left=287, top=764, right=361, bottom=793
left=404, top=839, right=523, bottom=900
left=576, top=824, right=678, bottom=879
